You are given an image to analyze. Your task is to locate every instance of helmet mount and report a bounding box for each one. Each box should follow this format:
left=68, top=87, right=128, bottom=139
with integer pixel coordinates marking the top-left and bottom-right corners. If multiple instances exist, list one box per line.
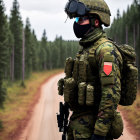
left=65, top=0, right=111, bottom=27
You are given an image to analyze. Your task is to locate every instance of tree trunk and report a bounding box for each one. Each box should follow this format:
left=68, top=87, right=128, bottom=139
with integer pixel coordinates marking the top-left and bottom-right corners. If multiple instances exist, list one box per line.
left=133, top=24, right=138, bottom=67
left=115, top=36, right=117, bottom=43
left=10, top=54, right=12, bottom=80
left=44, top=63, right=46, bottom=70
left=133, top=24, right=136, bottom=49
left=11, top=45, right=15, bottom=81
left=137, top=24, right=140, bottom=39
left=22, top=28, right=25, bottom=82
left=126, top=26, right=128, bottom=44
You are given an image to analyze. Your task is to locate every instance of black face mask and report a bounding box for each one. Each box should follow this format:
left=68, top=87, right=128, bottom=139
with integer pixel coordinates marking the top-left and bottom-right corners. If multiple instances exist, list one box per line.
left=73, top=21, right=91, bottom=38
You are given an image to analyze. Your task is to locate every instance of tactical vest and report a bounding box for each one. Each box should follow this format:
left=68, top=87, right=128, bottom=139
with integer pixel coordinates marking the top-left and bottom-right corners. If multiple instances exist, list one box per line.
left=58, top=38, right=107, bottom=111
left=58, top=37, right=138, bottom=110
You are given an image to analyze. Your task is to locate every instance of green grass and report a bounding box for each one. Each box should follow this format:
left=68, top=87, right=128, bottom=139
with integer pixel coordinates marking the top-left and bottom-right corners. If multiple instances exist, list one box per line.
left=0, top=69, right=63, bottom=140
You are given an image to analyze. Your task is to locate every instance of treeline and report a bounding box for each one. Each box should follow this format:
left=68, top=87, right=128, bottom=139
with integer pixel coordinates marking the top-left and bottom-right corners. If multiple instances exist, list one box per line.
left=105, top=0, right=140, bottom=79
left=0, top=0, right=79, bottom=108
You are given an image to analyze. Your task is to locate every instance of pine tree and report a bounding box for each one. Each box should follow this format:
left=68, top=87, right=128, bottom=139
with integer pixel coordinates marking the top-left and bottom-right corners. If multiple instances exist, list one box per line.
left=6, top=23, right=14, bottom=81
left=21, top=27, right=25, bottom=87
left=9, top=0, right=23, bottom=80
left=25, top=18, right=32, bottom=77
left=117, top=9, right=120, bottom=19
left=40, top=30, right=47, bottom=70
left=0, top=0, right=7, bottom=108
left=31, top=30, right=39, bottom=71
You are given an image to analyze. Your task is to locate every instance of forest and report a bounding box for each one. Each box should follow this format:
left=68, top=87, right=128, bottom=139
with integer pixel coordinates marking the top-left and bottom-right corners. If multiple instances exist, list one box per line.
left=0, top=0, right=79, bottom=109
left=0, top=0, right=140, bottom=131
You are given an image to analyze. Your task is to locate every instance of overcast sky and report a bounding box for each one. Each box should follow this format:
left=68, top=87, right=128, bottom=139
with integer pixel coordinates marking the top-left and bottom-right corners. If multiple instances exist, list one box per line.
left=4, top=0, right=134, bottom=41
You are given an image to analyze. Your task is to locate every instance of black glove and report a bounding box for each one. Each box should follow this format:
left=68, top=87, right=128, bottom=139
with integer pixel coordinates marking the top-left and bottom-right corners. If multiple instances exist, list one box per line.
left=90, top=134, right=105, bottom=140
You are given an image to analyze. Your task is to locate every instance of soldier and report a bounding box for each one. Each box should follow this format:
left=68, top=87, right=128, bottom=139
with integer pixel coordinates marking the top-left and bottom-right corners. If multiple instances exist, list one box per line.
left=58, top=0, right=124, bottom=140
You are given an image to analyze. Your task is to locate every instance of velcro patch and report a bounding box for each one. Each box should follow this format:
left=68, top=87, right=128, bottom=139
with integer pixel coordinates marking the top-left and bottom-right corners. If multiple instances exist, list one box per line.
left=103, top=62, right=112, bottom=76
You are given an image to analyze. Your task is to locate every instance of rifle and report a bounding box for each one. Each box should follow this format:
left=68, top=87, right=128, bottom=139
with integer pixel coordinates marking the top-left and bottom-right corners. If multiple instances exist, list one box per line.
left=57, top=102, right=69, bottom=140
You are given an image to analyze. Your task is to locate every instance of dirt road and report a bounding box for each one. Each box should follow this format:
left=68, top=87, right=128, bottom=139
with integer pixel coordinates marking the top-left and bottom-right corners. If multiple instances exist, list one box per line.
left=19, top=73, right=137, bottom=140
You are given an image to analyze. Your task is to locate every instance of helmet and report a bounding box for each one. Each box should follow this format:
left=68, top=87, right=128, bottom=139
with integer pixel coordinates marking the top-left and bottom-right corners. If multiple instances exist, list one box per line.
left=79, top=0, right=111, bottom=27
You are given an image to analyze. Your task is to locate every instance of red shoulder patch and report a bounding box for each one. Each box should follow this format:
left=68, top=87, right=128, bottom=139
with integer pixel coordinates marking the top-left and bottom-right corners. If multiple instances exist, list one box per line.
left=103, top=62, right=112, bottom=76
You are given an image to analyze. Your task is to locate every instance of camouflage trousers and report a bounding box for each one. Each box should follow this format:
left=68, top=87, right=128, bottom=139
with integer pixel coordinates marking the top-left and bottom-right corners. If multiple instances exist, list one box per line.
left=67, top=114, right=94, bottom=140
left=67, top=114, right=113, bottom=140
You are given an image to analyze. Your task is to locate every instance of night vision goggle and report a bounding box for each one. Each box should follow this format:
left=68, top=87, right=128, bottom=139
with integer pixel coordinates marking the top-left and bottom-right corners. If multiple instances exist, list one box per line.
left=65, top=0, right=90, bottom=18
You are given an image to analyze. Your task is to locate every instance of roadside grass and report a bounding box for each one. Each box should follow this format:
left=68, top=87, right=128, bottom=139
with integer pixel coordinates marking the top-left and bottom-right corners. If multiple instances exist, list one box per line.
left=0, top=69, right=63, bottom=140
left=119, top=89, right=140, bottom=135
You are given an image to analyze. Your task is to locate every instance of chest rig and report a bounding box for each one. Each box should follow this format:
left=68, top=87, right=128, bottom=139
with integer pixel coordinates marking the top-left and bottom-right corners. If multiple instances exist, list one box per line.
left=58, top=38, right=107, bottom=110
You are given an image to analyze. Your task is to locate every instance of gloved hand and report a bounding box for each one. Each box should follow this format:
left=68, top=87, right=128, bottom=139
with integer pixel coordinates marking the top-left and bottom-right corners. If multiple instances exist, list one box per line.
left=90, top=134, right=105, bottom=140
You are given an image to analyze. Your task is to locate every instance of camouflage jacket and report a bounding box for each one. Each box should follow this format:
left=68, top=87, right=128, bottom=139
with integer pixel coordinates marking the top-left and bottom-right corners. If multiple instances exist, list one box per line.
left=79, top=28, right=123, bottom=136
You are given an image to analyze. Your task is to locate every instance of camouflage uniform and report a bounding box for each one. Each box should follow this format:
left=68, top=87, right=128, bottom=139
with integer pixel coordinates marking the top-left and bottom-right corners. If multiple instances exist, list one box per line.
left=67, top=28, right=122, bottom=140
left=62, top=0, right=123, bottom=140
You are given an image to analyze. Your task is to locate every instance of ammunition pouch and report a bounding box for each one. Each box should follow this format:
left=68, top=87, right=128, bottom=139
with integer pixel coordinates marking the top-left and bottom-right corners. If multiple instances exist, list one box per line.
left=63, top=78, right=77, bottom=106
left=78, top=82, right=86, bottom=105
left=58, top=78, right=64, bottom=96
left=65, top=57, right=74, bottom=78
left=78, top=57, right=88, bottom=82
left=86, top=84, right=94, bottom=106
left=72, top=58, right=79, bottom=82
left=78, top=83, right=95, bottom=106
left=62, top=53, right=96, bottom=108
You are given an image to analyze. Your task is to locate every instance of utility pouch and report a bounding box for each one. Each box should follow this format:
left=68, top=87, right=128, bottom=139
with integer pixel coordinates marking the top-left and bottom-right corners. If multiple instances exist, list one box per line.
left=63, top=78, right=77, bottom=104
left=57, top=78, right=64, bottom=96
left=73, top=58, right=79, bottom=82
left=79, top=55, right=88, bottom=82
left=78, top=82, right=86, bottom=106
left=109, top=112, right=123, bottom=139
left=65, top=57, right=74, bottom=78
left=86, top=84, right=94, bottom=106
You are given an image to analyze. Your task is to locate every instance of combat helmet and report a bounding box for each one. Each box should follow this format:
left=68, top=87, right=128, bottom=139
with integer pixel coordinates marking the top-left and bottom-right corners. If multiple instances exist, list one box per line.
left=79, top=0, right=111, bottom=27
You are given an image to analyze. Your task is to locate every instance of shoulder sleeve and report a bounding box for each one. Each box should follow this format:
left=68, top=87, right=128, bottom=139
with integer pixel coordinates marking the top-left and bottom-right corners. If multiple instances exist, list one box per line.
left=94, top=42, right=123, bottom=136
